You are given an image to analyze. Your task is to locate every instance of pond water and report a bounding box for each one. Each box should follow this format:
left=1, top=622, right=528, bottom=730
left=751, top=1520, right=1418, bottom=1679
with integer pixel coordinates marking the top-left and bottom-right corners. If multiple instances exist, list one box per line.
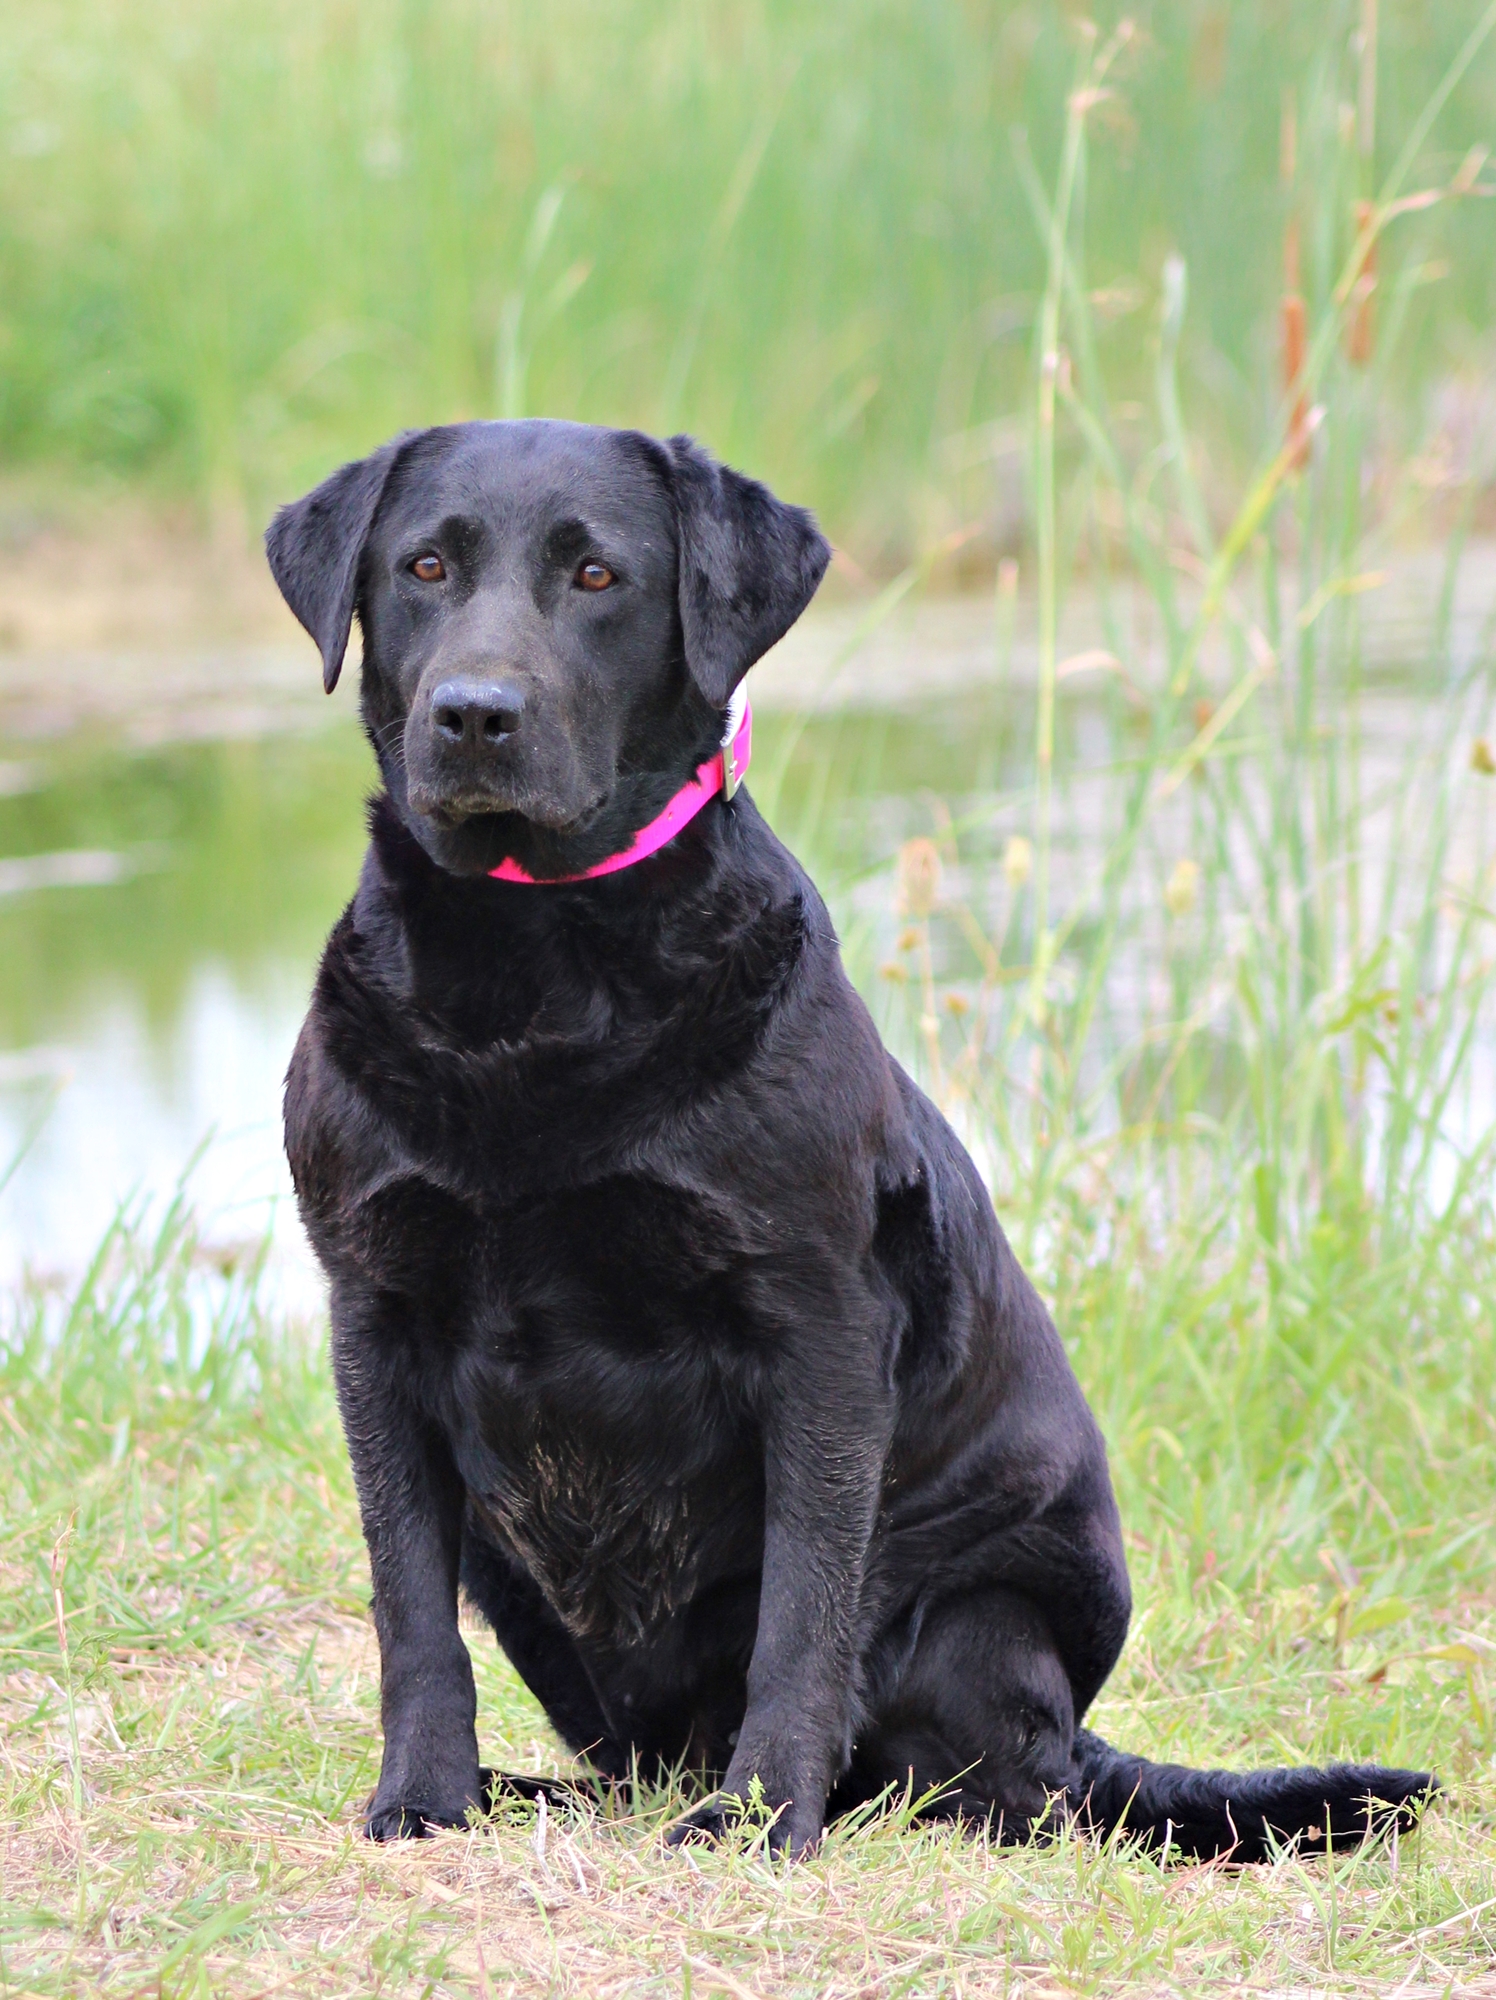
left=1, top=563, right=1490, bottom=1301
left=0, top=665, right=1028, bottom=1299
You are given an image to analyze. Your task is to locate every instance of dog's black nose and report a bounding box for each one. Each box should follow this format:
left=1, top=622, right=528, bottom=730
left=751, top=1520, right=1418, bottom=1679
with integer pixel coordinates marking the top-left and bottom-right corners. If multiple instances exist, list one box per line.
left=430, top=679, right=526, bottom=745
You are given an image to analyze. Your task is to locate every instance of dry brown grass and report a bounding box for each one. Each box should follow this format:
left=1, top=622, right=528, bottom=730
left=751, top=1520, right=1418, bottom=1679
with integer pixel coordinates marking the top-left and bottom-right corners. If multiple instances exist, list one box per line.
left=4, top=1559, right=1493, bottom=1998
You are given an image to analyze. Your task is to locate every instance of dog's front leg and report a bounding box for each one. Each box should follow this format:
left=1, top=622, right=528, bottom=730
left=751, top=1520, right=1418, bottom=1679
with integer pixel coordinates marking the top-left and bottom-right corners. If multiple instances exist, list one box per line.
left=331, top=1297, right=482, bottom=1839
left=681, top=1321, right=891, bottom=1856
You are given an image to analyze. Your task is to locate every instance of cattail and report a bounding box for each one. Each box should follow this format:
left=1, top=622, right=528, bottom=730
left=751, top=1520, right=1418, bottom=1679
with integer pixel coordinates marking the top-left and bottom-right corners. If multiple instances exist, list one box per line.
left=1280, top=102, right=1311, bottom=471
left=896, top=837, right=942, bottom=918
left=1282, top=294, right=1311, bottom=469
left=1347, top=199, right=1377, bottom=368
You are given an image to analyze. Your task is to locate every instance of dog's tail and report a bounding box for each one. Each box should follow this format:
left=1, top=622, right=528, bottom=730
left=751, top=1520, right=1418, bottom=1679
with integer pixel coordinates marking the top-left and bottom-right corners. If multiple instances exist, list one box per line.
left=1066, top=1727, right=1437, bottom=1860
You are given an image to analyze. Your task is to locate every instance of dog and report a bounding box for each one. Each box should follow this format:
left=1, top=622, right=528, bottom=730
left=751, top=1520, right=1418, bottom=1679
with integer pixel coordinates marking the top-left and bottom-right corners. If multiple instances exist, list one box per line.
left=267, top=419, right=1435, bottom=1856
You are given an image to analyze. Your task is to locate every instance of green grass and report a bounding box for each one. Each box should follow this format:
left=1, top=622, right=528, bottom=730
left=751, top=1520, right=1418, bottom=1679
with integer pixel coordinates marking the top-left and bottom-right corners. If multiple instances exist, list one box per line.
left=4, top=14, right=1496, bottom=1997
left=0, top=1198, right=1491, bottom=1996
left=3, top=0, right=1496, bottom=555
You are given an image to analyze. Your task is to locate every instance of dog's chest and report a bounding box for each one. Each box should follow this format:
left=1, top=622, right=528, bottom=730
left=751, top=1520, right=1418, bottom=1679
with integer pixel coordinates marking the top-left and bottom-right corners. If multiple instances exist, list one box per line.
left=453, top=1337, right=761, bottom=1648
left=317, top=1061, right=777, bottom=1646
left=434, top=1174, right=765, bottom=1649
left=468, top=1420, right=758, bottom=1647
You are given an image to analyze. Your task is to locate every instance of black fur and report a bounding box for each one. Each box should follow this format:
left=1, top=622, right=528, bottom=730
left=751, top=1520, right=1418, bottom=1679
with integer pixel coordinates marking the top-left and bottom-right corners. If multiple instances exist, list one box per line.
left=268, top=419, right=1436, bottom=1856
left=266, top=433, right=414, bottom=693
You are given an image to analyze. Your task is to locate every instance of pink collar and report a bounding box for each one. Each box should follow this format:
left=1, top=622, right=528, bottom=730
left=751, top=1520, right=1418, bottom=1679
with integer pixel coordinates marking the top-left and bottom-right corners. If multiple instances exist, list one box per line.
left=489, top=688, right=752, bottom=885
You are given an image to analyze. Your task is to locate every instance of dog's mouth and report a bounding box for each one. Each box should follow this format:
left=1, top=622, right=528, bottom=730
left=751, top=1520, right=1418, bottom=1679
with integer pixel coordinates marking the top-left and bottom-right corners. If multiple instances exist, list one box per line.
left=407, top=780, right=606, bottom=836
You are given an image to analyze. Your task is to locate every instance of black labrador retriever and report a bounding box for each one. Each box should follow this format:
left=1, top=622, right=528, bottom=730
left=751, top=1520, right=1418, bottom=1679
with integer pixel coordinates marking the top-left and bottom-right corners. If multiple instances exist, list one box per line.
left=267, top=420, right=1434, bottom=1857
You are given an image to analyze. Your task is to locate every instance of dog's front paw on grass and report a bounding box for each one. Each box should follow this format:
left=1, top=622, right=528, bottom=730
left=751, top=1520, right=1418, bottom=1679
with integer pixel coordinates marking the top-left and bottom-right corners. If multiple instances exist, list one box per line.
left=364, top=1803, right=463, bottom=1841
left=364, top=1786, right=486, bottom=1841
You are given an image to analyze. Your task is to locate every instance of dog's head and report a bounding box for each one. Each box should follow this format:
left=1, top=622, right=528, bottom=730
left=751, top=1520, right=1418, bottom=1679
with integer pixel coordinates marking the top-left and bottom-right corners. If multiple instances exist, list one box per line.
left=265, top=421, right=829, bottom=878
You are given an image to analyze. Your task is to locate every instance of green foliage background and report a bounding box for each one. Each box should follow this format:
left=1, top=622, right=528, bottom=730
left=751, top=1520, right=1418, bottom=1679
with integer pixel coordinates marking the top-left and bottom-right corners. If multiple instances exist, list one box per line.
left=3, top=1, right=1494, bottom=550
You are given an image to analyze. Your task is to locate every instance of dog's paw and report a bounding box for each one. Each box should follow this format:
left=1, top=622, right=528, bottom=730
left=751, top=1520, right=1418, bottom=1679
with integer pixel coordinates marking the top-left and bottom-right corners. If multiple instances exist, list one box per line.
left=364, top=1794, right=479, bottom=1841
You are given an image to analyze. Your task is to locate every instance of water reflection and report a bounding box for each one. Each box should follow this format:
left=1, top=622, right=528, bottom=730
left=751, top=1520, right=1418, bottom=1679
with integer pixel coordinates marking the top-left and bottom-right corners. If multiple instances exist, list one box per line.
left=0, top=695, right=1018, bottom=1292
left=0, top=725, right=371, bottom=1289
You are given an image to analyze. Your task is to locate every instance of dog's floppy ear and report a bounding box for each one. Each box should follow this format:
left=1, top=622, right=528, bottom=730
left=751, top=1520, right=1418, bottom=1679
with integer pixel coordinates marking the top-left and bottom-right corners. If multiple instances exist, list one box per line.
left=663, top=434, right=831, bottom=708
left=264, top=434, right=414, bottom=693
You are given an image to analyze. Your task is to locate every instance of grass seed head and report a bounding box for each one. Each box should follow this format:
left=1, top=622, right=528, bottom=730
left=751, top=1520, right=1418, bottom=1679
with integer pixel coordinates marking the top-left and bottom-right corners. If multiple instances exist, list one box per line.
left=1164, top=857, right=1201, bottom=916
left=1002, top=834, right=1033, bottom=887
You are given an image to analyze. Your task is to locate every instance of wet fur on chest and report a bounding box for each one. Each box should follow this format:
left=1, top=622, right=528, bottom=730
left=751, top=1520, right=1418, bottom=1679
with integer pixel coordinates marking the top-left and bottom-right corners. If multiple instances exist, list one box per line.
left=392, top=1177, right=773, bottom=1649
left=469, top=1431, right=760, bottom=1647
left=296, top=800, right=814, bottom=1222
left=289, top=813, right=839, bottom=1659
left=443, top=1275, right=765, bottom=1652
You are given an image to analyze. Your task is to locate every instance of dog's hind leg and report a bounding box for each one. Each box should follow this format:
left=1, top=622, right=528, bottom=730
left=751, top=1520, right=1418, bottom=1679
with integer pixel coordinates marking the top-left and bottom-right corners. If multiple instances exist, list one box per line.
left=828, top=1586, right=1077, bottom=1837
left=832, top=1584, right=1435, bottom=1859
left=460, top=1520, right=630, bottom=1785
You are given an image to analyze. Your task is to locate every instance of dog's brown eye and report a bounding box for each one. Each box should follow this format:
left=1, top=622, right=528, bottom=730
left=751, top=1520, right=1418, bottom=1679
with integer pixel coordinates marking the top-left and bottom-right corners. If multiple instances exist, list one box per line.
left=576, top=562, right=615, bottom=592
left=411, top=553, right=445, bottom=582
